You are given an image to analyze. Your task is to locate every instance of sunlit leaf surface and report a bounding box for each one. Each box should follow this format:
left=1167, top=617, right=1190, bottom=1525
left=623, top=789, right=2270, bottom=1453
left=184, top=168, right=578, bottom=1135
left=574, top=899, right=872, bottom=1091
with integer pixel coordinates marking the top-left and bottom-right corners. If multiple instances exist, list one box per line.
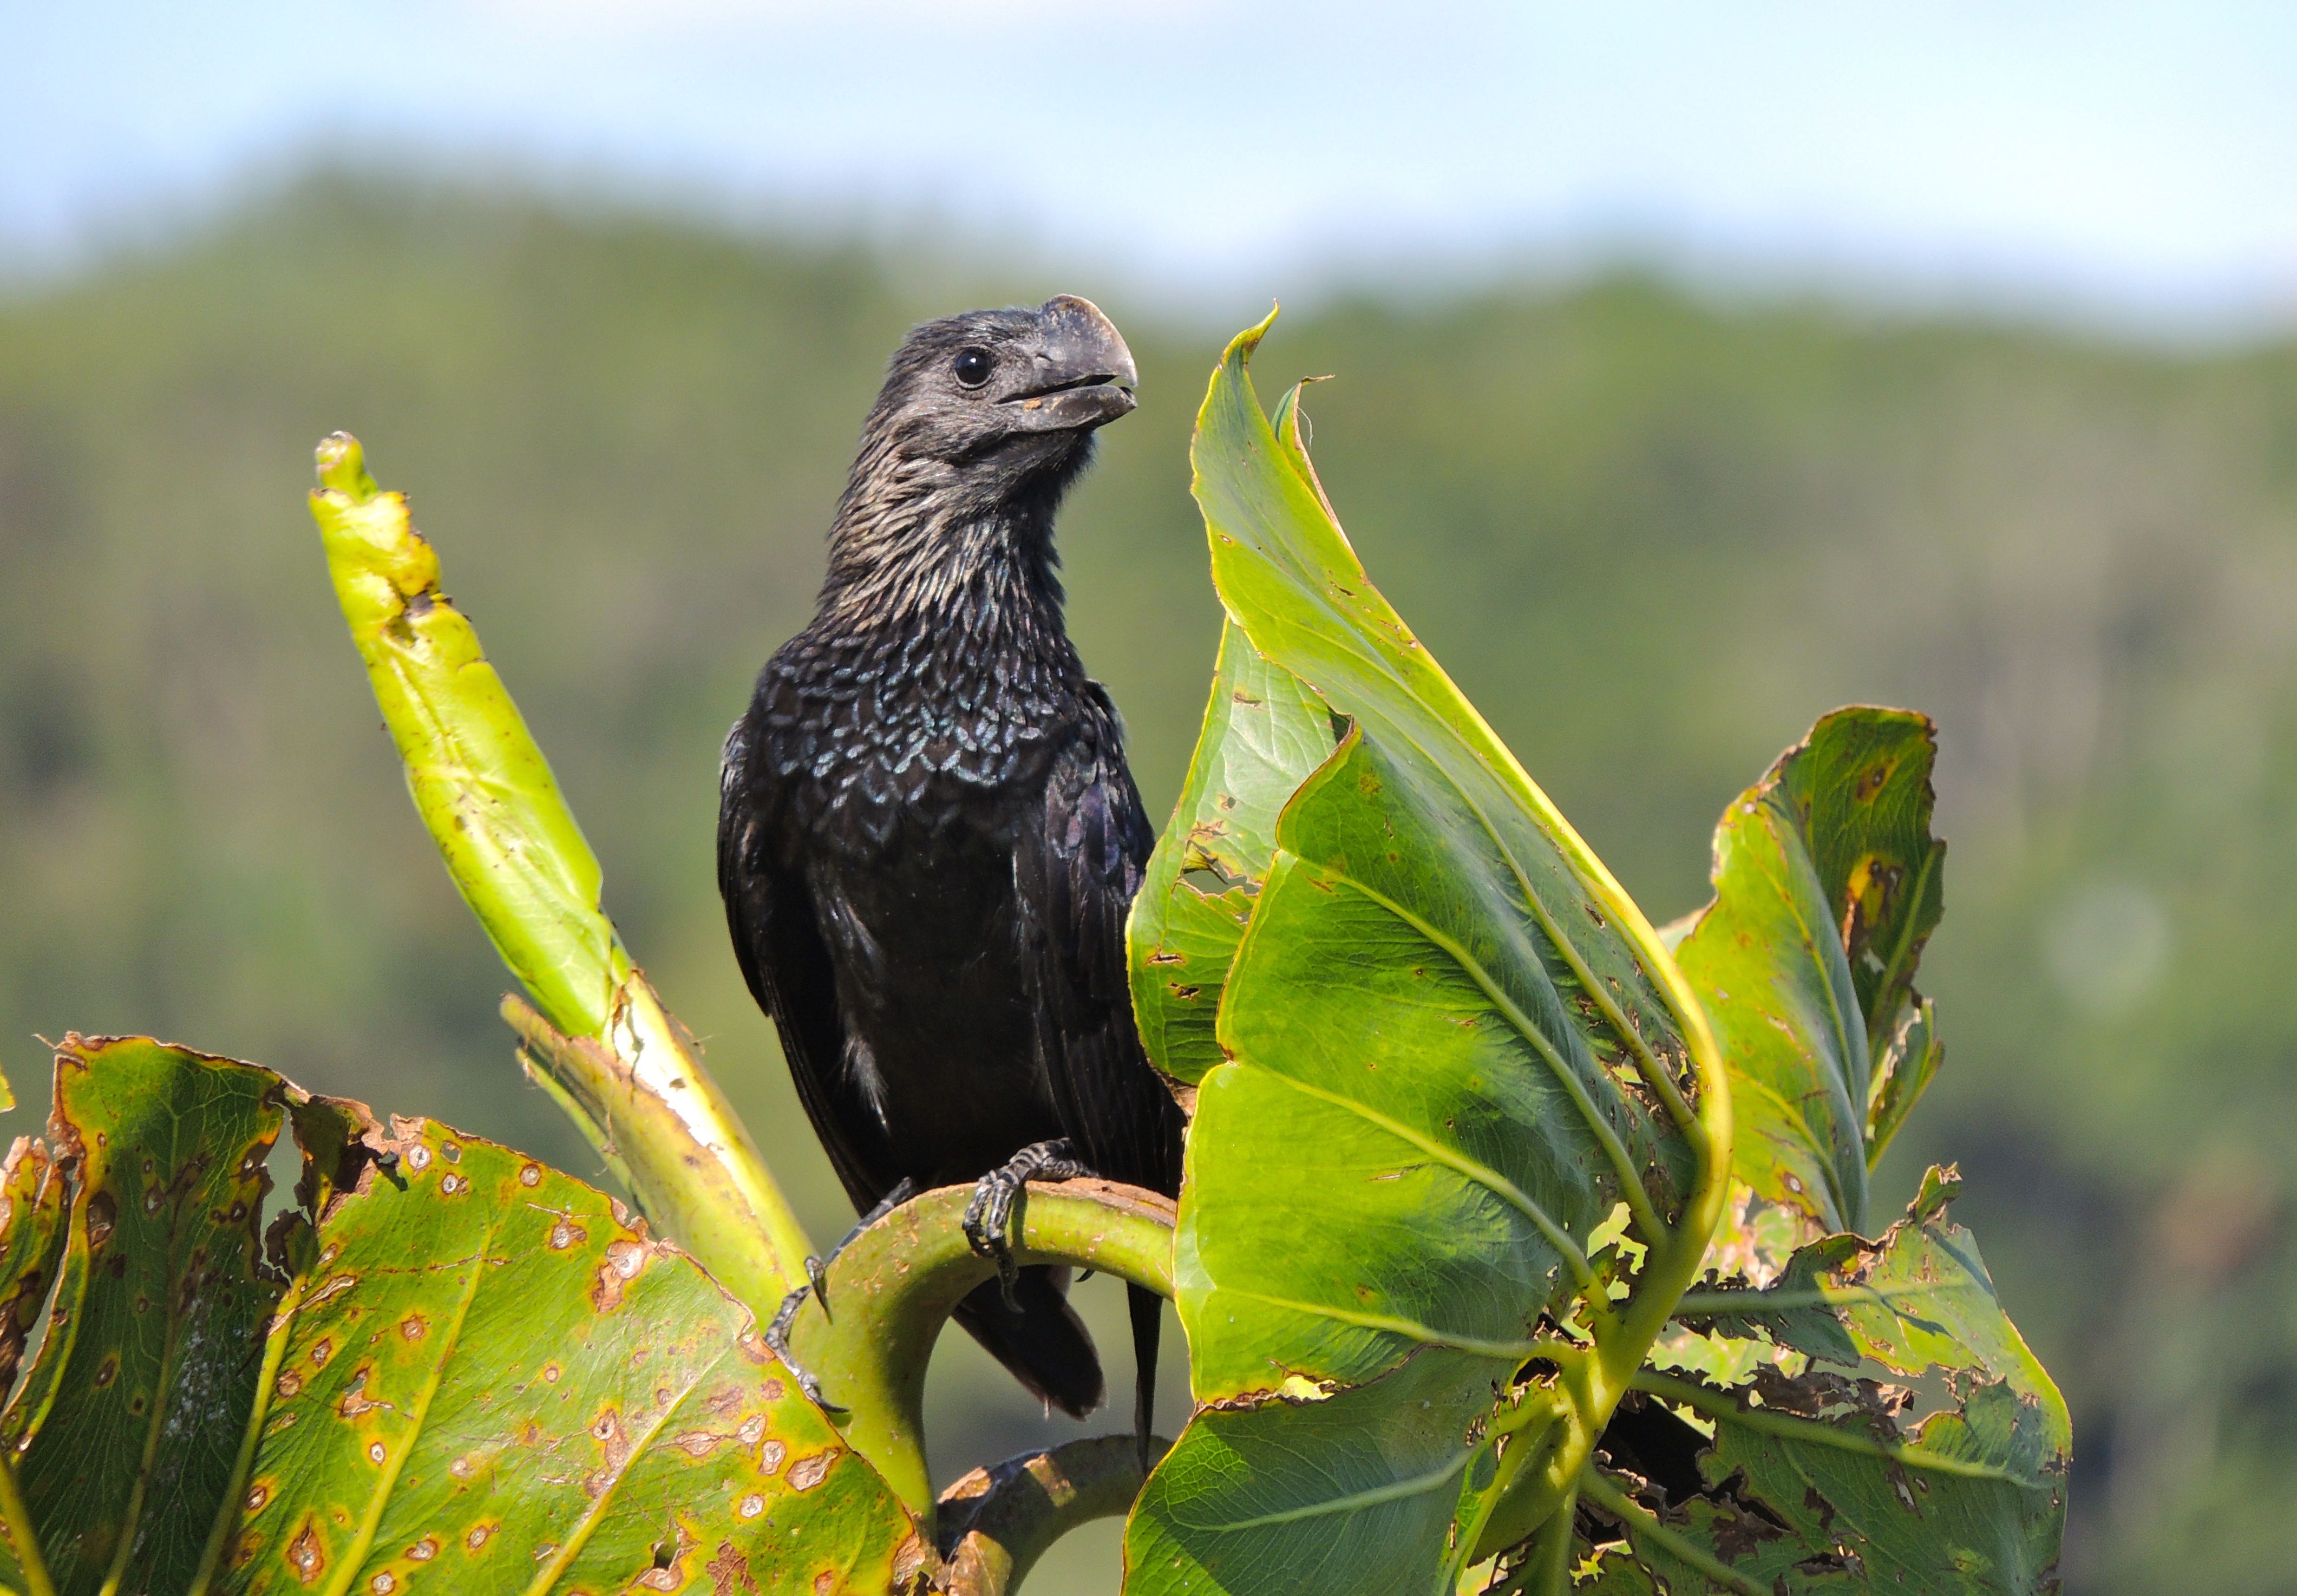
left=0, top=1041, right=922, bottom=1596
left=1125, top=318, right=1728, bottom=1596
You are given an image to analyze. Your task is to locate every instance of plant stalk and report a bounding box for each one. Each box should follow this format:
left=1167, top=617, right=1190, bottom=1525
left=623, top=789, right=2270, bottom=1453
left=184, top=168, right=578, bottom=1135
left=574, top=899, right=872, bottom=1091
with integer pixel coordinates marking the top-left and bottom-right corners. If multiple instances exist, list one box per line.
left=937, top=1435, right=1169, bottom=1595
left=784, top=1178, right=1176, bottom=1525
left=309, top=433, right=814, bottom=1309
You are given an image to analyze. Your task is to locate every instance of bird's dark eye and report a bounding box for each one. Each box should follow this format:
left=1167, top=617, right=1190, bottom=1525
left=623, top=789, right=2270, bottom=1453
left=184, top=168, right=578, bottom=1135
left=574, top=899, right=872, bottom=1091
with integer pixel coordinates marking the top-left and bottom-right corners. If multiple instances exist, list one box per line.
left=952, top=348, right=994, bottom=388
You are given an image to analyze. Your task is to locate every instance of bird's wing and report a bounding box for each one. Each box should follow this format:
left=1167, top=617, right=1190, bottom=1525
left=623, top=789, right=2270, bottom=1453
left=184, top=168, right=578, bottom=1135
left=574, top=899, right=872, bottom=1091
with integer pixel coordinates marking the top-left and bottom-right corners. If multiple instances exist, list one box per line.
left=1016, top=696, right=1183, bottom=1196
left=717, top=719, right=888, bottom=1214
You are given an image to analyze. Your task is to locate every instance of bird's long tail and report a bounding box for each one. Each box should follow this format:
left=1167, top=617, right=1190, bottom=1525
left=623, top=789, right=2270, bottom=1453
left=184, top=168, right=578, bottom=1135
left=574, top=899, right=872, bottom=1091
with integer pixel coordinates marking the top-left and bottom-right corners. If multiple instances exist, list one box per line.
left=1128, top=1281, right=1162, bottom=1475
left=951, top=1265, right=1104, bottom=1420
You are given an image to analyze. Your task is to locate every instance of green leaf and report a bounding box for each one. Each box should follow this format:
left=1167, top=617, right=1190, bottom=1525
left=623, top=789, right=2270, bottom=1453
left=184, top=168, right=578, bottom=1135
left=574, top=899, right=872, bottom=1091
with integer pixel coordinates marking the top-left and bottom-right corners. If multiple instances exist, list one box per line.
left=1128, top=619, right=1336, bottom=1091
left=1674, top=709, right=1946, bottom=1238
left=1605, top=1174, right=2070, bottom=1594
left=1126, top=316, right=1731, bottom=1595
left=0, top=1040, right=925, bottom=1596
left=220, top=1100, right=925, bottom=1596
left=0, top=1036, right=286, bottom=1596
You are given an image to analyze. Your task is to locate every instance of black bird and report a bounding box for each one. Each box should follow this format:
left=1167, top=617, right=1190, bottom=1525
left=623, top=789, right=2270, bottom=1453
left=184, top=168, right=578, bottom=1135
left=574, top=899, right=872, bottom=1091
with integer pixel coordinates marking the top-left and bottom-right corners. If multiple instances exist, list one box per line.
left=718, top=296, right=1183, bottom=1458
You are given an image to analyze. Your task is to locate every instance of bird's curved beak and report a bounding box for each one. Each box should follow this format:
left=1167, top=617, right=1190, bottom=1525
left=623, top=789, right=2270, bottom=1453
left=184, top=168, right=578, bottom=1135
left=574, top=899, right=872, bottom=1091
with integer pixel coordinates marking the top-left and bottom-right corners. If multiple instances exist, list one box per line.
left=1005, top=295, right=1138, bottom=432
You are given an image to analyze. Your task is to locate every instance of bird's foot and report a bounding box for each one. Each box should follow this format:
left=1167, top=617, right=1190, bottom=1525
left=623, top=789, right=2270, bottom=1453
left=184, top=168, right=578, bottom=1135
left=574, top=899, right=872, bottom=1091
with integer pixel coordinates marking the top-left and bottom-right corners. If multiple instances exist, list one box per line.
left=963, top=1139, right=1094, bottom=1310
left=764, top=1280, right=842, bottom=1412
left=762, top=1177, right=919, bottom=1412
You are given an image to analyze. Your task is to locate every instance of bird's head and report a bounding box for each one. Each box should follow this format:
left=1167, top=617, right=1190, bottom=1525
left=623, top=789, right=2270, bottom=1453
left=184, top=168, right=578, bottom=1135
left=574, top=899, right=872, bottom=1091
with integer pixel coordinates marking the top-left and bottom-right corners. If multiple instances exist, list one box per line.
left=845, top=295, right=1137, bottom=516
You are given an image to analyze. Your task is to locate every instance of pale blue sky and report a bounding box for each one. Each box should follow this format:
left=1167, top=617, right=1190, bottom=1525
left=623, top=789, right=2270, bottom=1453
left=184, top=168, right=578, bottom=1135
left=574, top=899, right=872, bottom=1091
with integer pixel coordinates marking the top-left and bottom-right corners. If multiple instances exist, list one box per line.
left=6, top=1, right=2293, bottom=332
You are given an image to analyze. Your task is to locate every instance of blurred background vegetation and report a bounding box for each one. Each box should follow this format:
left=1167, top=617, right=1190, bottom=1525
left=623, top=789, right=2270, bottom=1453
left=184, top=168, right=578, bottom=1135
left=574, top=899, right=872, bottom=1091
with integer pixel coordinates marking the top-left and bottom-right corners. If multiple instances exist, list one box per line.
left=2, top=177, right=2294, bottom=1593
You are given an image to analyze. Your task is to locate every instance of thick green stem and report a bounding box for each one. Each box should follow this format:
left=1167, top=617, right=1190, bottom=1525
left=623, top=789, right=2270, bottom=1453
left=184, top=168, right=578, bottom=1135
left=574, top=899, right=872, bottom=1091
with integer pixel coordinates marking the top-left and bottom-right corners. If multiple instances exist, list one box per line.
left=1464, top=910, right=1737, bottom=1567
left=309, top=433, right=814, bottom=1309
left=783, top=1179, right=1176, bottom=1525
left=937, top=1435, right=1170, bottom=1595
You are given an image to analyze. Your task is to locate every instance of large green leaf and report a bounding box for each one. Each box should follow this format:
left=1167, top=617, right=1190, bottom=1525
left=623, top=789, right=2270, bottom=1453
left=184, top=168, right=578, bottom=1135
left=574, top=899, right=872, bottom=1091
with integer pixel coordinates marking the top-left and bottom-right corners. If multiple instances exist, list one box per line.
left=0, top=1037, right=284, bottom=1596
left=1128, top=619, right=1335, bottom=1092
left=0, top=1039, right=924, bottom=1596
left=1125, top=317, right=1732, bottom=1594
left=1673, top=709, right=1946, bottom=1240
left=222, top=1102, right=923, bottom=1596
left=1585, top=1172, right=2069, bottom=1594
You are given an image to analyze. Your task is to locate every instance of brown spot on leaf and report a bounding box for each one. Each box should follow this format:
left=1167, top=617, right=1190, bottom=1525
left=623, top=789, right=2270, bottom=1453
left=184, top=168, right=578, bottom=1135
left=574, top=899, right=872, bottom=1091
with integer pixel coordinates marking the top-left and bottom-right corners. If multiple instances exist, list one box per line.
left=758, top=1439, right=786, bottom=1475
left=464, top=1523, right=494, bottom=1552
left=549, top=1219, right=586, bottom=1252
left=592, top=1264, right=625, bottom=1312
left=309, top=1339, right=333, bottom=1367
left=438, top=1173, right=466, bottom=1196
left=519, top=1163, right=541, bottom=1187
left=86, top=1190, right=117, bottom=1251
left=787, top=1451, right=832, bottom=1491
left=371, top=1574, right=396, bottom=1594
left=408, top=1537, right=438, bottom=1561
left=94, top=1354, right=117, bottom=1389
left=708, top=1541, right=760, bottom=1596
left=275, top=1370, right=303, bottom=1399
left=404, top=1144, right=431, bottom=1173
left=400, top=1312, right=427, bottom=1342
left=287, top=1520, right=325, bottom=1586
left=246, top=1480, right=273, bottom=1514
left=676, top=1430, right=719, bottom=1457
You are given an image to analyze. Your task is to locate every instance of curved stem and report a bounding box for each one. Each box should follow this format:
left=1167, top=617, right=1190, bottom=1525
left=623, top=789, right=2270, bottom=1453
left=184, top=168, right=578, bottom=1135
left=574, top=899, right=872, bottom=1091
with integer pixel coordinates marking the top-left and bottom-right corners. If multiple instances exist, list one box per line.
left=783, top=1178, right=1176, bottom=1525
left=937, top=1435, right=1169, bottom=1595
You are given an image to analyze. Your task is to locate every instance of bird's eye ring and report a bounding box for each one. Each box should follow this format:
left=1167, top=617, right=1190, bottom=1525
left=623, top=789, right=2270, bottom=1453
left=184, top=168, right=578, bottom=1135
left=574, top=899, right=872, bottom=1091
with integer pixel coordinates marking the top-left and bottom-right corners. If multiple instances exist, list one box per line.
left=952, top=348, right=994, bottom=388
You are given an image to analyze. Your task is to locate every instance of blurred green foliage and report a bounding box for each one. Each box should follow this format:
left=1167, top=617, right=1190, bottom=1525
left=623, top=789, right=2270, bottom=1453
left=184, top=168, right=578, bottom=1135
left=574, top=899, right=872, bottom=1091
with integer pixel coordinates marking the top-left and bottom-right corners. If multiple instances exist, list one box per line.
left=2, top=178, right=2294, bottom=1594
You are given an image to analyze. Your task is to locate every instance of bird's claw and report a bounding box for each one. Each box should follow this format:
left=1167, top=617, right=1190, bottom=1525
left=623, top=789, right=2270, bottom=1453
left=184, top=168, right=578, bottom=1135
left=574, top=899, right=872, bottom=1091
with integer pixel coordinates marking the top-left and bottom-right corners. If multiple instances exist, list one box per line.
left=764, top=1280, right=846, bottom=1415
left=806, top=1253, right=830, bottom=1306
left=964, top=1139, right=1092, bottom=1311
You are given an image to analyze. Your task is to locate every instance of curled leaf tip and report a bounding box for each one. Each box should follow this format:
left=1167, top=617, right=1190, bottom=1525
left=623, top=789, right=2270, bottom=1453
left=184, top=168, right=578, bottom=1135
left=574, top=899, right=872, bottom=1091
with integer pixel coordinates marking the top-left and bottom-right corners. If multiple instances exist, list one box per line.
left=1223, top=304, right=1282, bottom=370
left=315, top=431, right=379, bottom=503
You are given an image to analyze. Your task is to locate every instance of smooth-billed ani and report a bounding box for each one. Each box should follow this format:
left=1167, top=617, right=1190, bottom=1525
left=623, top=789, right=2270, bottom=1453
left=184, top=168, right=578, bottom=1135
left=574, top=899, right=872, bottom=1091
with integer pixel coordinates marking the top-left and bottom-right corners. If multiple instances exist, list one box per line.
left=717, top=296, right=1182, bottom=1460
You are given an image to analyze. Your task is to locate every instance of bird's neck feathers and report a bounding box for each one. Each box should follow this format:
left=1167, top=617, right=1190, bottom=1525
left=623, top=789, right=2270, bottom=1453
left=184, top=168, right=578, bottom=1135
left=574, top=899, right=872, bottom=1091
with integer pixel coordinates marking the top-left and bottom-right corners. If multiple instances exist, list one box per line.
left=812, top=434, right=1081, bottom=656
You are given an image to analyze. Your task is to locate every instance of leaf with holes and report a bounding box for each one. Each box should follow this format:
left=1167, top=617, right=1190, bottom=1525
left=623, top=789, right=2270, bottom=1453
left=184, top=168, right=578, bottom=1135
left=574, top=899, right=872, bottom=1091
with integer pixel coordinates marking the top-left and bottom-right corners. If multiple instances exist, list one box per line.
left=1128, top=618, right=1336, bottom=1092
left=219, top=1103, right=925, bottom=1596
left=0, top=1039, right=925, bottom=1596
left=1674, top=708, right=1945, bottom=1242
left=1123, top=317, right=1732, bottom=1596
left=1584, top=1171, right=2069, bottom=1593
